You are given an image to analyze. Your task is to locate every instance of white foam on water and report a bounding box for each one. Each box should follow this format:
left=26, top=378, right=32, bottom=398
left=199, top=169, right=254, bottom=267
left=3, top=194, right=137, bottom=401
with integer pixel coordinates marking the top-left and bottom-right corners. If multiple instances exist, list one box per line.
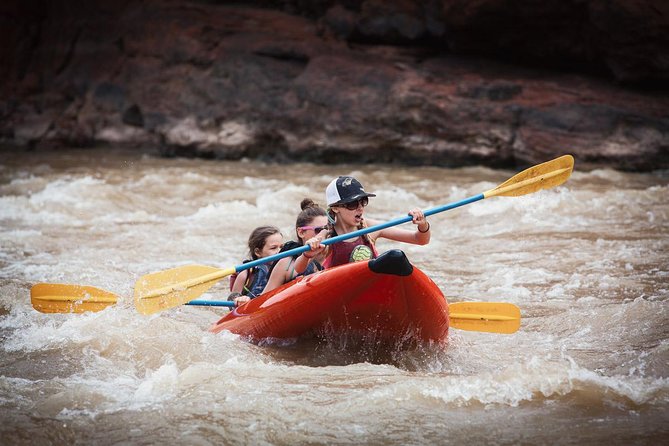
left=255, top=184, right=315, bottom=214
left=132, top=360, right=182, bottom=403
left=409, top=354, right=669, bottom=408
left=0, top=228, right=42, bottom=238
left=367, top=186, right=423, bottom=212
left=0, top=175, right=50, bottom=197
left=175, top=200, right=258, bottom=225
left=241, top=176, right=285, bottom=191
left=29, top=176, right=107, bottom=205
left=2, top=153, right=668, bottom=444
left=1, top=305, right=130, bottom=353
left=586, top=168, right=629, bottom=182
left=1, top=175, right=165, bottom=226
left=0, top=376, right=34, bottom=407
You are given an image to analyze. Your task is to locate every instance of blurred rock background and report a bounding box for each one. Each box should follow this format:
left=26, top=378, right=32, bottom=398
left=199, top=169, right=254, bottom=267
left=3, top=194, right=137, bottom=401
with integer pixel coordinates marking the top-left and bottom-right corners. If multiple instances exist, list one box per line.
left=1, top=0, right=668, bottom=170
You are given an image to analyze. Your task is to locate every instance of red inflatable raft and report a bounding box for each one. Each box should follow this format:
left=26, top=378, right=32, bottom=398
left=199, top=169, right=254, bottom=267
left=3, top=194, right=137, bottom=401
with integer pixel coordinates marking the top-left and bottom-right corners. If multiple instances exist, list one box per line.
left=210, top=250, right=449, bottom=347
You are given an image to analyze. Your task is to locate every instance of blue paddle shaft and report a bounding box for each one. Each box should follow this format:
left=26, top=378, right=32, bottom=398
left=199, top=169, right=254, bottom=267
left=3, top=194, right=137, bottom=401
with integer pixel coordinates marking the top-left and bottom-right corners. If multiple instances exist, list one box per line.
left=186, top=300, right=234, bottom=307
left=235, top=193, right=485, bottom=273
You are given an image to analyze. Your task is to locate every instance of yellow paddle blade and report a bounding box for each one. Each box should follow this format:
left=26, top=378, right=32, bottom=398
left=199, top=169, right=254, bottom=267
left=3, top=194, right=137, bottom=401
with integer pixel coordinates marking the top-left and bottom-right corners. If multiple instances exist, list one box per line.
left=134, top=265, right=236, bottom=315
left=484, top=154, right=574, bottom=198
left=31, top=283, right=119, bottom=314
left=449, top=302, right=521, bottom=334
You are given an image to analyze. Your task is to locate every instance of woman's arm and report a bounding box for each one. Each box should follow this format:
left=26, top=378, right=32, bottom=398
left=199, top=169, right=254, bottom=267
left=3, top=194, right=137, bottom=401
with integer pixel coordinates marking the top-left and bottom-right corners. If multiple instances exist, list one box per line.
left=261, top=257, right=291, bottom=294
left=371, top=209, right=431, bottom=245
left=293, top=229, right=327, bottom=274
left=230, top=270, right=248, bottom=294
left=229, top=269, right=251, bottom=307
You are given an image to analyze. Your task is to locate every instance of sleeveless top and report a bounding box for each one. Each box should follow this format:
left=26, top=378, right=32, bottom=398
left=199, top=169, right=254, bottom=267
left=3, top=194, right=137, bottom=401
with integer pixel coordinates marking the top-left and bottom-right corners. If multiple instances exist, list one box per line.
left=285, top=257, right=323, bottom=280
left=322, top=235, right=378, bottom=269
left=280, top=240, right=323, bottom=281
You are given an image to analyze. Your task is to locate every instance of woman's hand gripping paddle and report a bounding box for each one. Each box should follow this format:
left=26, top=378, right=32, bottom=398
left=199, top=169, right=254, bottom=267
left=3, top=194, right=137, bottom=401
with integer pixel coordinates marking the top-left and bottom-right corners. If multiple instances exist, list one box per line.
left=133, top=155, right=574, bottom=315
left=31, top=284, right=521, bottom=334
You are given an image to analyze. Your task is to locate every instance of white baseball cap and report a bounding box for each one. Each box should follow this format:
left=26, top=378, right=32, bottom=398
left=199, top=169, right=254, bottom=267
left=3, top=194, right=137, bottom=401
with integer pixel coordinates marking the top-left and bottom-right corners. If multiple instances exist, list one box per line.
left=325, top=176, right=376, bottom=207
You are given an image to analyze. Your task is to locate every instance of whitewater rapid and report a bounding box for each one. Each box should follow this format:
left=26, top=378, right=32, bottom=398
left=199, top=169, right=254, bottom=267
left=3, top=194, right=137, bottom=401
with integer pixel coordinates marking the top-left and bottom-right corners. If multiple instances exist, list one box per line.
left=1, top=149, right=667, bottom=444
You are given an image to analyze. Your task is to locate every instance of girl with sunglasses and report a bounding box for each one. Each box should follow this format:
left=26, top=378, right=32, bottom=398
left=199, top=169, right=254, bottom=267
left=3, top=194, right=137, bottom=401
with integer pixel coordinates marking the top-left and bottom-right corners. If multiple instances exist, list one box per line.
left=315, top=176, right=431, bottom=268
left=261, top=199, right=329, bottom=293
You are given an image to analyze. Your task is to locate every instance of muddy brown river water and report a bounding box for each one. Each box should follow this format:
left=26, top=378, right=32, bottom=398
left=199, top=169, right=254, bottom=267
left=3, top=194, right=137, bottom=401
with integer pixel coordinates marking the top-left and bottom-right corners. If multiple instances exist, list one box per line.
left=1, top=149, right=667, bottom=444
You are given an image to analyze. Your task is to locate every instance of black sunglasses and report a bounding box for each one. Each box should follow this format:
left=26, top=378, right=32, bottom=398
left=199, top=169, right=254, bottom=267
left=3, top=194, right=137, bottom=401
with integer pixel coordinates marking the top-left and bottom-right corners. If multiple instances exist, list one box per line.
left=339, top=197, right=369, bottom=210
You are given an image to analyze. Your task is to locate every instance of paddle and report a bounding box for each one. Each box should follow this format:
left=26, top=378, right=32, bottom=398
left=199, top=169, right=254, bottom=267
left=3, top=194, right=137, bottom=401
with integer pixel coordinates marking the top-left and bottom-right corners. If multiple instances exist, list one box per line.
left=448, top=302, right=520, bottom=334
left=31, top=284, right=520, bottom=334
left=30, top=283, right=120, bottom=314
left=30, top=283, right=235, bottom=314
left=134, top=154, right=573, bottom=314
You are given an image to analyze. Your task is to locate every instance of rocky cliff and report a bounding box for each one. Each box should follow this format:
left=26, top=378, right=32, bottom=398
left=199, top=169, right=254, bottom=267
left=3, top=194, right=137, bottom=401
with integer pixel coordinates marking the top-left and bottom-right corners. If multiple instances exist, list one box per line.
left=2, top=0, right=668, bottom=170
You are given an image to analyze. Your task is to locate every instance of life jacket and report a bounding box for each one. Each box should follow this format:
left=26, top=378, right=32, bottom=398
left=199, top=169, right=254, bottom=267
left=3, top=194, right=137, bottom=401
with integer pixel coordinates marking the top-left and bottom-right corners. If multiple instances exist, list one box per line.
left=241, top=263, right=272, bottom=298
left=229, top=260, right=273, bottom=299
left=322, top=234, right=378, bottom=269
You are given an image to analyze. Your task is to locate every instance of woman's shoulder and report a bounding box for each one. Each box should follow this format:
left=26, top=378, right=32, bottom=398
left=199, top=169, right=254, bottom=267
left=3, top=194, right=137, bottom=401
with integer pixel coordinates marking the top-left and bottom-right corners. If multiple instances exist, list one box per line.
left=274, top=257, right=291, bottom=267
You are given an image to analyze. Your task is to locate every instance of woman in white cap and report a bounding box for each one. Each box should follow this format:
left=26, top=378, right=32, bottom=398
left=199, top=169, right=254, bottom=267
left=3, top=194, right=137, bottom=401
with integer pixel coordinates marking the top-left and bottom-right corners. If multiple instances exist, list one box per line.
left=304, top=176, right=431, bottom=269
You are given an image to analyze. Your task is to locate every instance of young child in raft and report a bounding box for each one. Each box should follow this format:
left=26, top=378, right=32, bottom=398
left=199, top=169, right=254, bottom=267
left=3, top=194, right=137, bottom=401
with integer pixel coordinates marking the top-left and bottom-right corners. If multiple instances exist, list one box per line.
left=228, top=225, right=283, bottom=307
left=305, top=176, right=431, bottom=268
left=262, top=199, right=329, bottom=294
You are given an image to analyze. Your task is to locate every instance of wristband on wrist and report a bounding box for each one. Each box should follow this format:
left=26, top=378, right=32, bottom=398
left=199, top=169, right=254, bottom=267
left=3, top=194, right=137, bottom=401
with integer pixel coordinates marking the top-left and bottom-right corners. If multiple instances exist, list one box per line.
left=418, top=222, right=430, bottom=233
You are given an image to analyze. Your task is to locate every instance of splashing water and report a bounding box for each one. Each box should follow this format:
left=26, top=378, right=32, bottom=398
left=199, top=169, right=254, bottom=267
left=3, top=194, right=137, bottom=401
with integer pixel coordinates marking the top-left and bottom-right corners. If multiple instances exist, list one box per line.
left=1, top=149, right=667, bottom=444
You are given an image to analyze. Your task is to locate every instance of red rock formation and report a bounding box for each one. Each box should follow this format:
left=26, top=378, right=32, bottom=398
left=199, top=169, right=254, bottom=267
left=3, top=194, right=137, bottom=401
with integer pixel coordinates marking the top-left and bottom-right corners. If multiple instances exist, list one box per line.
left=1, top=0, right=668, bottom=170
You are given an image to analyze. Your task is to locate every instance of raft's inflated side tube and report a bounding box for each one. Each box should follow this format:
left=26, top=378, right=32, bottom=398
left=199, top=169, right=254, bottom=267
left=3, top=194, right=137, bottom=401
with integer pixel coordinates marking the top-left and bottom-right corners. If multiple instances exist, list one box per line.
left=368, top=249, right=413, bottom=276
left=210, top=250, right=449, bottom=345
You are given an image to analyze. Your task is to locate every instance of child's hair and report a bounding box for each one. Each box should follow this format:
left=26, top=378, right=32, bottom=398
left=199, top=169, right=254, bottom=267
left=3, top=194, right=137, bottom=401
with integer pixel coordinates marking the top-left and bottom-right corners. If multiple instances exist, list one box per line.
left=248, top=225, right=281, bottom=260
left=295, top=198, right=327, bottom=243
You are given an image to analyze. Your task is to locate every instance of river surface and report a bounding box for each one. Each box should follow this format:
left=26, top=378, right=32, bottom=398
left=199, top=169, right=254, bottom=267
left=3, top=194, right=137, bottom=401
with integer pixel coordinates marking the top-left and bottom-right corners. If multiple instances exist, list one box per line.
left=1, top=148, right=667, bottom=445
